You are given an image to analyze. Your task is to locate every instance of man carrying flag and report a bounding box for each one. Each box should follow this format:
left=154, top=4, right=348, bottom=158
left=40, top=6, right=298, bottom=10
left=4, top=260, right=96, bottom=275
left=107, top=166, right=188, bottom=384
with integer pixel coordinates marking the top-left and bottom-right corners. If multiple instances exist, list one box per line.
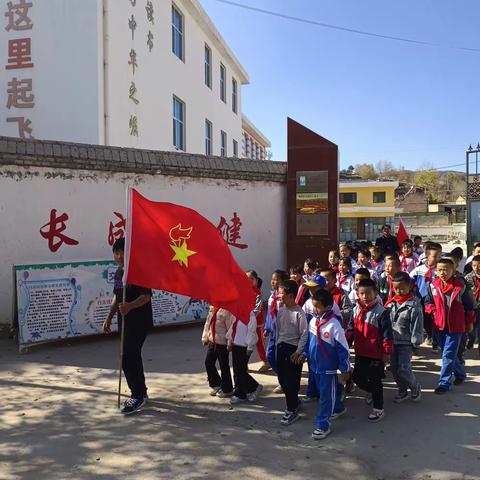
left=103, top=237, right=153, bottom=414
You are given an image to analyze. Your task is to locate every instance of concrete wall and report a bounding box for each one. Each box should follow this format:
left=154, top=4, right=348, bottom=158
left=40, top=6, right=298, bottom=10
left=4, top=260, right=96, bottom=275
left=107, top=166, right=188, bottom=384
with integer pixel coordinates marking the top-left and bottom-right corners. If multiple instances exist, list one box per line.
left=0, top=0, right=104, bottom=143
left=0, top=137, right=287, bottom=325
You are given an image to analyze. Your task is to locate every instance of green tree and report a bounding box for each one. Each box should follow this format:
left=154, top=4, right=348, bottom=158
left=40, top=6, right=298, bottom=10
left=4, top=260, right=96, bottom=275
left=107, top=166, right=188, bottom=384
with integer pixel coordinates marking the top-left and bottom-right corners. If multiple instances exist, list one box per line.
left=415, top=170, right=441, bottom=202
left=355, top=163, right=378, bottom=180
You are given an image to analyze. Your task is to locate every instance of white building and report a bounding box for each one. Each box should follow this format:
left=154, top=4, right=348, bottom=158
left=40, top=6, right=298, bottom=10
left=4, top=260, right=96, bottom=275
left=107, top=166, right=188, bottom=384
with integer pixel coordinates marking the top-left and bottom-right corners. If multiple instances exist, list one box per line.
left=0, top=0, right=270, bottom=158
left=242, top=114, right=271, bottom=160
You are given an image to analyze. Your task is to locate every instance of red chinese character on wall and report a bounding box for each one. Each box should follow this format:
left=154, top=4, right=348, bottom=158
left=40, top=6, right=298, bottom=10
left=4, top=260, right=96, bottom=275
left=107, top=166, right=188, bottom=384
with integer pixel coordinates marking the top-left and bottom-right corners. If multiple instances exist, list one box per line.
left=4, top=0, right=34, bottom=31
left=6, top=116, right=33, bottom=138
left=40, top=209, right=79, bottom=253
left=217, top=212, right=248, bottom=249
left=108, top=212, right=126, bottom=246
left=6, top=38, right=34, bottom=69
left=7, top=77, right=34, bottom=108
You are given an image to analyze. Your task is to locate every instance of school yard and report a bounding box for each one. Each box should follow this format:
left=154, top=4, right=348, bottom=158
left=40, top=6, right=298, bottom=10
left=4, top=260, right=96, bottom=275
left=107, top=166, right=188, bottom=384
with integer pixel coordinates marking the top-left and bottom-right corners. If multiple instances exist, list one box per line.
left=0, top=324, right=479, bottom=480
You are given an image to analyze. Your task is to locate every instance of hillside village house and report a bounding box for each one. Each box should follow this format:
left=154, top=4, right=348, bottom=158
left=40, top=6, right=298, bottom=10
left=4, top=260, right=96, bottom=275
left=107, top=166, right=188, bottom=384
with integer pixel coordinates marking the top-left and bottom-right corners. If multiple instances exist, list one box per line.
left=339, top=180, right=399, bottom=241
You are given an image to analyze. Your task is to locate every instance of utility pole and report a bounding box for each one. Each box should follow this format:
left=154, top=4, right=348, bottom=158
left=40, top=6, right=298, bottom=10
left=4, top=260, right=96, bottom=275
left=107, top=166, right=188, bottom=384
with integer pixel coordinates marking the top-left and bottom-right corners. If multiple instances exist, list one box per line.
left=466, top=144, right=480, bottom=252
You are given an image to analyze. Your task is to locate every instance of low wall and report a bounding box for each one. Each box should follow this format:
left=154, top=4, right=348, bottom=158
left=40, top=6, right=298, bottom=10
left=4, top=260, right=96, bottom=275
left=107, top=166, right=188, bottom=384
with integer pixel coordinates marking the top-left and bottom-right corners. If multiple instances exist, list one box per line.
left=0, top=137, right=287, bottom=326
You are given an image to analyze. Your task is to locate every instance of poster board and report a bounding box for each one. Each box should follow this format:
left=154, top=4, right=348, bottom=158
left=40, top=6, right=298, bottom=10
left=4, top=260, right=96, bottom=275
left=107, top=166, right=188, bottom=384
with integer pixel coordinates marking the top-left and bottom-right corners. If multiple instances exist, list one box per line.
left=14, top=260, right=209, bottom=349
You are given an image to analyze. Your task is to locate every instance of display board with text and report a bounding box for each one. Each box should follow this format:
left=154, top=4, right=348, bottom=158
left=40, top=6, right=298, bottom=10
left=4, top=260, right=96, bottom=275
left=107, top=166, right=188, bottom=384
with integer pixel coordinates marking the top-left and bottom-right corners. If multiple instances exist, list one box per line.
left=14, top=260, right=209, bottom=348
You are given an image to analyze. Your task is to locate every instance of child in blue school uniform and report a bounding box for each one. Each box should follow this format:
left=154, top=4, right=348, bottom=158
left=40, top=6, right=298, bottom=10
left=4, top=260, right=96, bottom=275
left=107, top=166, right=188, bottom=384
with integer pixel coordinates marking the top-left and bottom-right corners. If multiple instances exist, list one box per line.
left=299, top=289, right=351, bottom=440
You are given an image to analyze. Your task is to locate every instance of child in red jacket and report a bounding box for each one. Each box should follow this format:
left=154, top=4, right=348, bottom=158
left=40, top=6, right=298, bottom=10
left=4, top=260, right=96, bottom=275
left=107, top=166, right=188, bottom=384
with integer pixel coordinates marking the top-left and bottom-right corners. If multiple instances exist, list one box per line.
left=351, top=278, right=393, bottom=422
left=425, top=258, right=475, bottom=394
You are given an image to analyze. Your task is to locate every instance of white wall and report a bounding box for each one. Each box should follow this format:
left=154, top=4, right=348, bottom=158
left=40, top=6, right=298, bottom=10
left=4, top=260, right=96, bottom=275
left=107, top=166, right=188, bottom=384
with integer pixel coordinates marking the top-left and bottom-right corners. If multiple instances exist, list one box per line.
left=0, top=0, right=103, bottom=143
left=0, top=165, right=286, bottom=325
left=105, top=0, right=244, bottom=155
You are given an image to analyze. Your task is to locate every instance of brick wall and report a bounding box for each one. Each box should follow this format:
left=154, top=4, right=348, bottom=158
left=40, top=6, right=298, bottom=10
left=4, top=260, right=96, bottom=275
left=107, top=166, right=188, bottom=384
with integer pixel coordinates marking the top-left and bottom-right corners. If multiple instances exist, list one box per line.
left=0, top=136, right=287, bottom=183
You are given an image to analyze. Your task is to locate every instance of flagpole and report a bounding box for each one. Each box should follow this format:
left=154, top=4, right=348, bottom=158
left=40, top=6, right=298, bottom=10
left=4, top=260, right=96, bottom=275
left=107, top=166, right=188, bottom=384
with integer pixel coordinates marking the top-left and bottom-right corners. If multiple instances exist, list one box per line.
left=118, top=186, right=132, bottom=409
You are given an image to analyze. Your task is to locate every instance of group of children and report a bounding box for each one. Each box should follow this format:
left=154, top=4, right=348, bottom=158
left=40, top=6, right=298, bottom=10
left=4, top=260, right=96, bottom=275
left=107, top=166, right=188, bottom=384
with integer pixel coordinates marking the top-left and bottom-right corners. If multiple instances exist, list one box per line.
left=202, top=233, right=480, bottom=440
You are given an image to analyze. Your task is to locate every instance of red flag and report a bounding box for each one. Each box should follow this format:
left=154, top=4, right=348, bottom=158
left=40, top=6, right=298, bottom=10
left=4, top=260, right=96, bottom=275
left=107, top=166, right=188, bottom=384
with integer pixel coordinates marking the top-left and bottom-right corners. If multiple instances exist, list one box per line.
left=124, top=188, right=256, bottom=324
left=396, top=220, right=409, bottom=248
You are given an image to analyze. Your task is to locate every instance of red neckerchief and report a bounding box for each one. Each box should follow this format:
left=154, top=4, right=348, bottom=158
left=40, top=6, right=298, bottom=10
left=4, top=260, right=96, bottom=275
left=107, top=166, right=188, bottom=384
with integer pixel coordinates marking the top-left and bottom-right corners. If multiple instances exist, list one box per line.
left=387, top=292, right=413, bottom=307
left=338, top=274, right=350, bottom=286
left=328, top=285, right=345, bottom=307
left=371, top=258, right=380, bottom=269
left=473, top=276, right=480, bottom=301
left=438, top=278, right=455, bottom=296
left=355, top=301, right=377, bottom=333
left=210, top=307, right=219, bottom=348
left=386, top=275, right=394, bottom=305
left=330, top=263, right=340, bottom=274
left=315, top=311, right=336, bottom=356
left=269, top=290, right=278, bottom=327
left=424, top=264, right=435, bottom=281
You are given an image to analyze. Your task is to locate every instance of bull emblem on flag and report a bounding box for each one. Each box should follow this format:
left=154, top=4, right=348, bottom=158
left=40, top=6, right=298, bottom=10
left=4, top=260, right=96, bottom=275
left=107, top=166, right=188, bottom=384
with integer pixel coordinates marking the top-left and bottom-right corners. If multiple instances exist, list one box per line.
left=169, top=224, right=196, bottom=267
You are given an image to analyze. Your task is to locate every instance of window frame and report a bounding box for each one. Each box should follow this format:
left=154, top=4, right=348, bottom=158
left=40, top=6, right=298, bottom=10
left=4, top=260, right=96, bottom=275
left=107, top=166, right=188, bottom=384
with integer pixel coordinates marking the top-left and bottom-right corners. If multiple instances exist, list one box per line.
left=220, top=130, right=227, bottom=157
left=204, top=44, right=212, bottom=89
left=339, top=192, right=357, bottom=204
left=173, top=95, right=185, bottom=151
left=233, top=139, right=238, bottom=158
left=172, top=4, right=184, bottom=61
left=220, top=63, right=226, bottom=103
left=373, top=191, right=386, bottom=203
left=232, top=77, right=238, bottom=113
left=205, top=119, right=212, bottom=156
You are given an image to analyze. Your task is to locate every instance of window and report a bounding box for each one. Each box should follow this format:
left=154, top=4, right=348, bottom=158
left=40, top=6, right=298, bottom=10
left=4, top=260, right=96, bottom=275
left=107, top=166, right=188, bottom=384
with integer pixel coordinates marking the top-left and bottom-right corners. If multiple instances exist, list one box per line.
left=172, top=5, right=184, bottom=60
left=205, top=119, right=212, bottom=155
left=173, top=96, right=185, bottom=150
left=220, top=64, right=226, bottom=103
left=220, top=130, right=227, bottom=157
left=233, top=139, right=238, bottom=157
left=245, top=135, right=251, bottom=158
left=373, top=191, right=386, bottom=203
left=364, top=217, right=394, bottom=241
left=339, top=192, right=357, bottom=204
left=252, top=142, right=257, bottom=160
left=339, top=218, right=358, bottom=242
left=204, top=44, right=211, bottom=88
left=232, top=78, right=237, bottom=113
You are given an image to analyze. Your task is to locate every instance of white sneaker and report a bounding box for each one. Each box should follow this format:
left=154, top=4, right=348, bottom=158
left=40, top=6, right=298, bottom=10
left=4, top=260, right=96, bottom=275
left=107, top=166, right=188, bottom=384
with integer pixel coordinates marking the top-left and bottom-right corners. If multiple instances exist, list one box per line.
left=216, top=390, right=234, bottom=398
left=368, top=408, right=385, bottom=422
left=247, top=384, right=263, bottom=402
left=330, top=408, right=347, bottom=420
left=209, top=387, right=221, bottom=396
left=273, top=385, right=283, bottom=394
left=312, top=428, right=331, bottom=440
left=230, top=395, right=246, bottom=405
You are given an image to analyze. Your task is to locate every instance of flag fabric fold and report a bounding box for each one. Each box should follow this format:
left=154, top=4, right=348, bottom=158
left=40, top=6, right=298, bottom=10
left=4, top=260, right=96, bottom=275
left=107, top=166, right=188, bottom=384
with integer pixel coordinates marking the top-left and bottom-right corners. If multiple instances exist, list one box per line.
left=123, top=188, right=256, bottom=324
left=396, top=220, right=409, bottom=248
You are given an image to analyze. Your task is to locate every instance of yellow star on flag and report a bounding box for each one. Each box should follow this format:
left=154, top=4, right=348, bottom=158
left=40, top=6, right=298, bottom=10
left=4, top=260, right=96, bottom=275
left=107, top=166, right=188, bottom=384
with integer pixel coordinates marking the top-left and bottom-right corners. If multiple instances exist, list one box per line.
left=171, top=241, right=197, bottom=267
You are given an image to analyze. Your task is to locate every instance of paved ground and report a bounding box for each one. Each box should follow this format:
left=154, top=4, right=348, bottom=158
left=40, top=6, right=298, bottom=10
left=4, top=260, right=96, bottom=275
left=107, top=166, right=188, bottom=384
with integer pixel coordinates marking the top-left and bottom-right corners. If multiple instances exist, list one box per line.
left=0, top=324, right=479, bottom=480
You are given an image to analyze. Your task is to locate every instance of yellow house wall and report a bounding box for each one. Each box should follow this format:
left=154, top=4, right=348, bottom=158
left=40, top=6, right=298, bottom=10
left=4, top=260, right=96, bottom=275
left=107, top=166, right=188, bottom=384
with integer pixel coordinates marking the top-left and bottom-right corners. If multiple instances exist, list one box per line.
left=339, top=186, right=396, bottom=218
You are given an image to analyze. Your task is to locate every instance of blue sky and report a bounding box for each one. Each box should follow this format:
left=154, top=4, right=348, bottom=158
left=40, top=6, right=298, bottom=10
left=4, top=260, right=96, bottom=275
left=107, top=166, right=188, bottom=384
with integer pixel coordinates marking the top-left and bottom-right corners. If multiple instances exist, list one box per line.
left=200, top=0, right=480, bottom=170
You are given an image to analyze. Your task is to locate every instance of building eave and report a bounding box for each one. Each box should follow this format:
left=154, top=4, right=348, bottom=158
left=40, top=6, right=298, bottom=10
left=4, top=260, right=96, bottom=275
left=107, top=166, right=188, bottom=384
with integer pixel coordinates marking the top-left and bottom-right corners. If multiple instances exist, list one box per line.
left=181, top=0, right=250, bottom=84
left=339, top=181, right=399, bottom=189
left=242, top=114, right=271, bottom=148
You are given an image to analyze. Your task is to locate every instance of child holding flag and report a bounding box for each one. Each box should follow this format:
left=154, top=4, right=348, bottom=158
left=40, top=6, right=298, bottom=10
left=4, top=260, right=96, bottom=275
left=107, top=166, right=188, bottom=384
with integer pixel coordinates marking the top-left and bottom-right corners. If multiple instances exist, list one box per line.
left=103, top=238, right=153, bottom=415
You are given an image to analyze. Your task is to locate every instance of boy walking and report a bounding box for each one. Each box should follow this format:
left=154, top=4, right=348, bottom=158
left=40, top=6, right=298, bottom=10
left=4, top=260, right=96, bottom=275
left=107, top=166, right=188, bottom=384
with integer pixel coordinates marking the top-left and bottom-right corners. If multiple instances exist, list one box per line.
left=300, top=289, right=350, bottom=440
left=352, top=279, right=393, bottom=422
left=465, top=255, right=480, bottom=355
left=425, top=259, right=475, bottom=394
left=275, top=280, right=309, bottom=425
left=103, top=238, right=153, bottom=415
left=202, top=306, right=234, bottom=398
left=386, top=272, right=423, bottom=403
